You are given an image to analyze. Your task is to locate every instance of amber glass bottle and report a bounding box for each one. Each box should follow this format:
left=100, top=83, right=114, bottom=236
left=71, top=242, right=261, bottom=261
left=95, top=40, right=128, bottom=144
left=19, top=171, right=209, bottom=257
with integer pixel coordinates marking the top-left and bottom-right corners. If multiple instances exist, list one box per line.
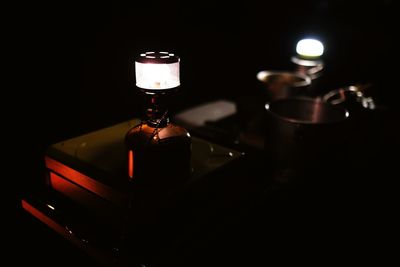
left=125, top=115, right=191, bottom=186
left=125, top=52, right=191, bottom=187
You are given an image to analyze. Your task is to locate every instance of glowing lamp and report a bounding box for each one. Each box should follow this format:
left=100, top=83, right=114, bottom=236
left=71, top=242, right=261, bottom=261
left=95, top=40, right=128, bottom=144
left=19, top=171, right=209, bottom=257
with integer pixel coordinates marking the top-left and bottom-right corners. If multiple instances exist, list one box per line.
left=135, top=52, right=180, bottom=91
left=296, top=38, right=324, bottom=58
left=132, top=51, right=181, bottom=126
left=291, top=37, right=325, bottom=81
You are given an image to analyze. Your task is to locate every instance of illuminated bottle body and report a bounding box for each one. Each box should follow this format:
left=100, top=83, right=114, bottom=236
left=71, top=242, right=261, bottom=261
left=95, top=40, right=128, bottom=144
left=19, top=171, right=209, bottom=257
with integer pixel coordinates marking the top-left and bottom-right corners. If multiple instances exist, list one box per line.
left=125, top=120, right=191, bottom=186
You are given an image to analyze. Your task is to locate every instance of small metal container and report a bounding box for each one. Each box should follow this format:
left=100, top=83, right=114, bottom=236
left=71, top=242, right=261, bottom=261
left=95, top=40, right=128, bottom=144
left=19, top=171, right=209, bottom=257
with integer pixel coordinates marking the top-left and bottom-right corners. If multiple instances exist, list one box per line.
left=257, top=70, right=311, bottom=101
left=322, top=85, right=376, bottom=112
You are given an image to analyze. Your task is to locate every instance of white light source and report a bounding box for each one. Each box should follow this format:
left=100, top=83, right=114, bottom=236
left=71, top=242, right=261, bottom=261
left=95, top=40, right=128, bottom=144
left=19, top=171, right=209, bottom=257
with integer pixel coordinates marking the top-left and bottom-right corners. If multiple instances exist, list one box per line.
left=135, top=52, right=180, bottom=90
left=296, top=38, right=324, bottom=58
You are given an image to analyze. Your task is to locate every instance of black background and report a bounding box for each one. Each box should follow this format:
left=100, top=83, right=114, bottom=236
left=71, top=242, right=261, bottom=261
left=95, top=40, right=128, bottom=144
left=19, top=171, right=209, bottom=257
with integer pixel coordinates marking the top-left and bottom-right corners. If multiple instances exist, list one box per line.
left=14, top=0, right=397, bottom=138
left=10, top=0, right=398, bottom=265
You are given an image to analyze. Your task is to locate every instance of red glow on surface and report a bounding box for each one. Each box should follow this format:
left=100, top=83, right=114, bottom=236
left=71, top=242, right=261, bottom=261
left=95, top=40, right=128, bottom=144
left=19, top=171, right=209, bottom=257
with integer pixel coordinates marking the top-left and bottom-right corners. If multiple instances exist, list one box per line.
left=45, top=156, right=128, bottom=205
left=21, top=199, right=113, bottom=265
left=50, top=172, right=79, bottom=199
left=128, top=150, right=134, bottom=179
left=49, top=172, right=116, bottom=213
left=21, top=199, right=66, bottom=236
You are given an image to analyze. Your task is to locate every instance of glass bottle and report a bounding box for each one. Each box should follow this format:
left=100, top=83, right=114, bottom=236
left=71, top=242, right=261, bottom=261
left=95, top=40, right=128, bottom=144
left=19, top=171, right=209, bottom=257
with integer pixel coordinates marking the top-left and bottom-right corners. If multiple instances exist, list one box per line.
left=125, top=52, right=192, bottom=187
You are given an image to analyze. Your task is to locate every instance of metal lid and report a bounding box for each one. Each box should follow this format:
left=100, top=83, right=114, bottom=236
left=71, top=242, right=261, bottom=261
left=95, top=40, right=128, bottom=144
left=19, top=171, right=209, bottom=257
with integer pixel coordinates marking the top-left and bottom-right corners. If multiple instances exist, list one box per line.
left=291, top=56, right=323, bottom=67
left=136, top=51, right=179, bottom=64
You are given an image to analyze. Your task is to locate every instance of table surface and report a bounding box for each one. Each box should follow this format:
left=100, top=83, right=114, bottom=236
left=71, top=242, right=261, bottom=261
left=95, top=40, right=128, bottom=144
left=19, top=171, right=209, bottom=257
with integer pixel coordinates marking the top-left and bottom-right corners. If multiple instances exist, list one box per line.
left=19, top=106, right=399, bottom=267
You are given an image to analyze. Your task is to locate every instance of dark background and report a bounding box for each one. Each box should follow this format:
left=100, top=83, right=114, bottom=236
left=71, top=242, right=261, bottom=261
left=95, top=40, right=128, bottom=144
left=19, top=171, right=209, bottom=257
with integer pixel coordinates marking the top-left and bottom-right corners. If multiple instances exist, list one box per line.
left=17, top=0, right=396, bottom=141
left=10, top=0, right=397, bottom=265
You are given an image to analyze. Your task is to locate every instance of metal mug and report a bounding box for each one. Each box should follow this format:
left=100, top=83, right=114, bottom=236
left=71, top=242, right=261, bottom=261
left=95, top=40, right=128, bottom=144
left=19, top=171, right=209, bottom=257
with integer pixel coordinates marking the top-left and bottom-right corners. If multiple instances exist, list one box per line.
left=264, top=97, right=350, bottom=180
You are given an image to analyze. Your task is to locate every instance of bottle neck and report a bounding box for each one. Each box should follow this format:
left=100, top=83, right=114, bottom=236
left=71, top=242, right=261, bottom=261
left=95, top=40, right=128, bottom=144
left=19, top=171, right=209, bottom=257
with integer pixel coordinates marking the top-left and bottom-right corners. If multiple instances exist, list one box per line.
left=145, top=94, right=169, bottom=128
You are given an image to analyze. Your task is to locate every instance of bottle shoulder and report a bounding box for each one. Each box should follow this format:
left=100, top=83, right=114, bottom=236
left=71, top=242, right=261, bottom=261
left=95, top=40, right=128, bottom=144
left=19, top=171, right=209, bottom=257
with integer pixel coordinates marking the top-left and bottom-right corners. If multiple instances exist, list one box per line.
left=125, top=122, right=191, bottom=146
